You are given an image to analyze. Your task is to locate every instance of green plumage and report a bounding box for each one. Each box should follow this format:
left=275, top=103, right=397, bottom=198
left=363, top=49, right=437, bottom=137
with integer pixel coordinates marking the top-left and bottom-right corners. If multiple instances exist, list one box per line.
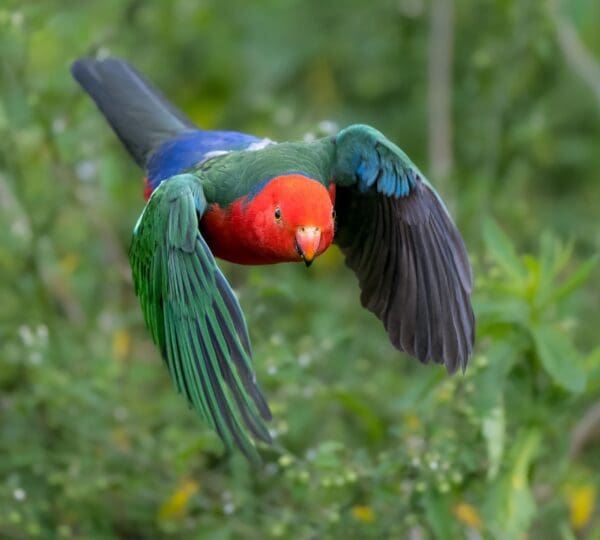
left=130, top=175, right=271, bottom=462
left=193, top=138, right=336, bottom=206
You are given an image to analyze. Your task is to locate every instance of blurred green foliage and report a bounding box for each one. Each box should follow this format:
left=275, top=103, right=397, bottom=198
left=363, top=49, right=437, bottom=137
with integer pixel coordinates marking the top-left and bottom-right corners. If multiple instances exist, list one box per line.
left=1, top=0, right=600, bottom=538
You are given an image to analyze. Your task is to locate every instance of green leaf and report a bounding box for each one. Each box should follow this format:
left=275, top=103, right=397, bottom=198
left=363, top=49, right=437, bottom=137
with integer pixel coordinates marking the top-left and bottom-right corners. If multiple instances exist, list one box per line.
left=473, top=297, right=529, bottom=327
left=531, top=325, right=586, bottom=393
left=584, top=346, right=600, bottom=393
left=585, top=346, right=600, bottom=372
left=482, top=404, right=505, bottom=480
left=423, top=490, right=460, bottom=540
left=471, top=340, right=519, bottom=415
left=546, top=255, right=598, bottom=305
left=482, top=218, right=527, bottom=282
left=486, top=430, right=540, bottom=538
left=334, top=389, right=384, bottom=442
left=538, top=233, right=572, bottom=282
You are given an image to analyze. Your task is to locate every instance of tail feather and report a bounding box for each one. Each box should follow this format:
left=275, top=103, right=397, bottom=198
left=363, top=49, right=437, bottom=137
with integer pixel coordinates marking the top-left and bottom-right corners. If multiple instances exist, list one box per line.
left=71, top=58, right=196, bottom=167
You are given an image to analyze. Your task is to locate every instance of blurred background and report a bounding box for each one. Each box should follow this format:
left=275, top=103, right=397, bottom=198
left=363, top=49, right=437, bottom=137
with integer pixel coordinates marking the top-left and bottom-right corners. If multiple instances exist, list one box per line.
left=1, top=0, right=599, bottom=538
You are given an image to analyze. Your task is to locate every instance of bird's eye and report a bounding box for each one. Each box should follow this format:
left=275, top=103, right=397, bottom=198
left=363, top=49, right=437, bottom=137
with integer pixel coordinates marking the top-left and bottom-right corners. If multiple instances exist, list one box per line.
left=274, top=207, right=282, bottom=221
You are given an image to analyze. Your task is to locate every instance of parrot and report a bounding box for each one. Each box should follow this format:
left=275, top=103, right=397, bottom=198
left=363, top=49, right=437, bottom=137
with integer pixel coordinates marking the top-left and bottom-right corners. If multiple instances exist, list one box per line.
left=71, top=57, right=475, bottom=461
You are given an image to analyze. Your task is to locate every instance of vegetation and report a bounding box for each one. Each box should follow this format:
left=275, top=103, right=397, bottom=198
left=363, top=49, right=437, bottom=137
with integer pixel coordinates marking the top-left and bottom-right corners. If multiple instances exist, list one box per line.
left=1, top=0, right=599, bottom=538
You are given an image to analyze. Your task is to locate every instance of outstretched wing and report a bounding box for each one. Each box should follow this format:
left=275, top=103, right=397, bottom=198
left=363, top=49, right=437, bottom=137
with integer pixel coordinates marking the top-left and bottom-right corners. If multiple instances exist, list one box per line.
left=129, top=174, right=271, bottom=461
left=332, top=124, right=475, bottom=373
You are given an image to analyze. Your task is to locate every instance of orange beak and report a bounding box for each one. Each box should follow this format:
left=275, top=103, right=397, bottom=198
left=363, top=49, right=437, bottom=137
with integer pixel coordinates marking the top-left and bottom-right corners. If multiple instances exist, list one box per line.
left=295, top=226, right=321, bottom=267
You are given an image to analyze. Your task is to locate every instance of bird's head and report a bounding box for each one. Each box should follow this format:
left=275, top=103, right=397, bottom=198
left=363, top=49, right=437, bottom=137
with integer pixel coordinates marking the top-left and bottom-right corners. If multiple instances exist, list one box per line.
left=247, top=174, right=336, bottom=266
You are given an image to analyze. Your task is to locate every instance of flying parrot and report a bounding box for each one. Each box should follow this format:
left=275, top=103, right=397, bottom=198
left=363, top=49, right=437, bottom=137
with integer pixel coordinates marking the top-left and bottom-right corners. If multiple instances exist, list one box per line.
left=71, top=58, right=474, bottom=461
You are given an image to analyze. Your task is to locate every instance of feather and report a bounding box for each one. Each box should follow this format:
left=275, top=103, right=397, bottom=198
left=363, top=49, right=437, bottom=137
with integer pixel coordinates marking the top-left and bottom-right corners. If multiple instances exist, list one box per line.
left=129, top=174, right=271, bottom=461
left=71, top=58, right=195, bottom=167
left=333, top=125, right=475, bottom=372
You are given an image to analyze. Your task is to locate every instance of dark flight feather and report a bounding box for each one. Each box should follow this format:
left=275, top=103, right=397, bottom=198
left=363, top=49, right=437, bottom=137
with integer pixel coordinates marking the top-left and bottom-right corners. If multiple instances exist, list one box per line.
left=332, top=125, right=475, bottom=372
left=71, top=58, right=195, bottom=167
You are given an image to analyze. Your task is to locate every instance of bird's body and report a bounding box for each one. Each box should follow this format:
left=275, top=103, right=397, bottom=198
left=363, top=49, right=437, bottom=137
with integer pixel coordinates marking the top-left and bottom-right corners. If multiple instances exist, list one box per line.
left=72, top=57, right=475, bottom=461
left=141, top=132, right=339, bottom=265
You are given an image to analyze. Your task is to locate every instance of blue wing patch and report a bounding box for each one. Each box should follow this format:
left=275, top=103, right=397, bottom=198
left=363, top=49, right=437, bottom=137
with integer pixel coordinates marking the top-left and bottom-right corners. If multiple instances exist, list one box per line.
left=333, top=124, right=420, bottom=198
left=355, top=146, right=418, bottom=198
left=146, top=130, right=263, bottom=190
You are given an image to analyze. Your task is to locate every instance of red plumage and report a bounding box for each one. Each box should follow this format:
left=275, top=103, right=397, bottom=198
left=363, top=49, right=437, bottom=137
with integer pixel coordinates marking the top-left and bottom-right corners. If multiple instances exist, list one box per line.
left=201, top=174, right=336, bottom=265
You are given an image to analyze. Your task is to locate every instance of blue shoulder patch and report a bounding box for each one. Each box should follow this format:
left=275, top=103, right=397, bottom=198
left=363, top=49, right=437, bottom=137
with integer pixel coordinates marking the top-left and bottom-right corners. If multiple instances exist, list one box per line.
left=146, top=129, right=261, bottom=191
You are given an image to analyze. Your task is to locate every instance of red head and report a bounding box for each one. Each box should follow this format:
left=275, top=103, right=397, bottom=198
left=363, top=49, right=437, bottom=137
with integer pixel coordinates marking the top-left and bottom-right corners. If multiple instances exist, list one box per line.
left=244, top=174, right=336, bottom=265
left=201, top=174, right=336, bottom=265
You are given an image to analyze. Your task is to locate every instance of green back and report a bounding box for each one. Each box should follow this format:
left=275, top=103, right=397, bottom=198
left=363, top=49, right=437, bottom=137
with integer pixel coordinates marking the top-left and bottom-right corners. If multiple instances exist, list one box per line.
left=194, top=138, right=336, bottom=206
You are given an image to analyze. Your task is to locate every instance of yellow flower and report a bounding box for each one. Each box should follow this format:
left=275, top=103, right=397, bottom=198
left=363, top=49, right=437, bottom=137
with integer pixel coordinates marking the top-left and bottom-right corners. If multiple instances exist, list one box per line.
left=435, top=381, right=454, bottom=403
left=454, top=503, right=482, bottom=529
left=351, top=505, right=375, bottom=523
left=404, top=414, right=420, bottom=430
left=110, top=427, right=130, bottom=451
left=112, top=329, right=131, bottom=361
left=158, top=480, right=199, bottom=521
left=60, top=253, right=79, bottom=274
left=565, top=483, right=595, bottom=530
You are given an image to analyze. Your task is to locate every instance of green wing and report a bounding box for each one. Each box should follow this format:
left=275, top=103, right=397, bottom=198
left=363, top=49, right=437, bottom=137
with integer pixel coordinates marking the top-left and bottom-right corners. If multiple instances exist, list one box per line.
left=332, top=125, right=475, bottom=373
left=129, top=174, right=271, bottom=461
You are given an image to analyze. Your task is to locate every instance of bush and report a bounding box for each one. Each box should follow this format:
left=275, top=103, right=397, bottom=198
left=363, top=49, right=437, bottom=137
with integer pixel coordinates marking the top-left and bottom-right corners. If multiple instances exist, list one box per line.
left=1, top=1, right=599, bottom=538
